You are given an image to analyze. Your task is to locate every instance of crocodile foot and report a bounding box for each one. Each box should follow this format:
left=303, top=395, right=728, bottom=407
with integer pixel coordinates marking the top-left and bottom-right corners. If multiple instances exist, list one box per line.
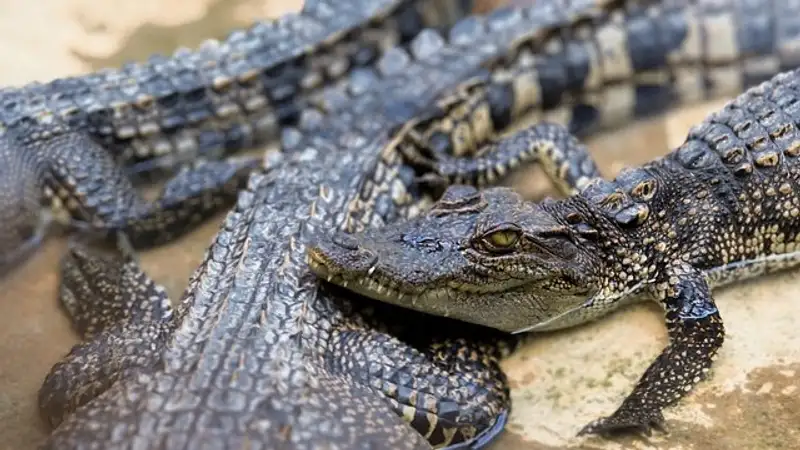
left=577, top=407, right=667, bottom=437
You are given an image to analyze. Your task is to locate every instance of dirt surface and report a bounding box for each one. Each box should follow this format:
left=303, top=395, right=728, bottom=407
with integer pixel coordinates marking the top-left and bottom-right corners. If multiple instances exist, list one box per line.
left=0, top=1, right=798, bottom=449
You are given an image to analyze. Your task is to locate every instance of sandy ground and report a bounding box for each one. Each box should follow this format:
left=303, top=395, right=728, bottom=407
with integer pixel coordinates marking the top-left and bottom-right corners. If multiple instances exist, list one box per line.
left=0, top=1, right=798, bottom=449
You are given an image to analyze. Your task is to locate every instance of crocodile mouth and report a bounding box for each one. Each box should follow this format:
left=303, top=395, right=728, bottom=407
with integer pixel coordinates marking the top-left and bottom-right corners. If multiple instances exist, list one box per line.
left=307, top=247, right=526, bottom=315
left=307, top=248, right=426, bottom=306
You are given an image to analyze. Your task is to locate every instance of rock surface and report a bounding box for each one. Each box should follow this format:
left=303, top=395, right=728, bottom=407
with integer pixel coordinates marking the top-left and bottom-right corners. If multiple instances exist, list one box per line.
left=0, top=1, right=798, bottom=449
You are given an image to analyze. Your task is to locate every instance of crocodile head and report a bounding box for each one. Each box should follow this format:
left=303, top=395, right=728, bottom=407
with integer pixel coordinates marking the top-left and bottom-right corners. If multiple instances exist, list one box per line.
left=308, top=184, right=613, bottom=333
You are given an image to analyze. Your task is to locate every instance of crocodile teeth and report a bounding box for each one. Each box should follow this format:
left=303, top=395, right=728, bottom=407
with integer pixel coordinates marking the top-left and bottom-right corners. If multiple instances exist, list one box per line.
left=367, top=265, right=376, bottom=276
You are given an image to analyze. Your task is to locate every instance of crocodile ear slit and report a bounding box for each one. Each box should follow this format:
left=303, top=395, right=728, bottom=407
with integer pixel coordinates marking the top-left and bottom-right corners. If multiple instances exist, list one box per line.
left=431, top=185, right=488, bottom=216
left=560, top=211, right=598, bottom=240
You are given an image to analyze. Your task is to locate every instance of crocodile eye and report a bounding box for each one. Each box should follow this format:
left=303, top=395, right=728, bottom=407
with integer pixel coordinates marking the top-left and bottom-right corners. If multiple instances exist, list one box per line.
left=480, top=229, right=521, bottom=252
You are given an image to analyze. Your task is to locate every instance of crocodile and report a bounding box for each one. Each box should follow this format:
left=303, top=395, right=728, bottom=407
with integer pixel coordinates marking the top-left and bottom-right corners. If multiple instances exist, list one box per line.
left=0, top=0, right=478, bottom=271
left=38, top=0, right=800, bottom=447
left=307, top=59, right=800, bottom=439
left=5, top=0, right=798, bottom=274
left=34, top=0, right=714, bottom=447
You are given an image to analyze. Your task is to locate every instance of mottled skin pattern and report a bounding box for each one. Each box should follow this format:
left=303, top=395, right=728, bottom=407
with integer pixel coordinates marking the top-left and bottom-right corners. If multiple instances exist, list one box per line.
left=0, top=0, right=476, bottom=270
left=385, top=0, right=800, bottom=188
left=39, top=0, right=800, bottom=447
left=308, top=66, right=800, bottom=437
left=40, top=2, right=637, bottom=448
left=4, top=0, right=797, bottom=272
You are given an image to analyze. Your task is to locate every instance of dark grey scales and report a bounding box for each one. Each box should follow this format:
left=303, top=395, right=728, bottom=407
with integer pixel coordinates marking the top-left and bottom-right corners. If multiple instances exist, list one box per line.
left=309, top=57, right=800, bottom=439
left=0, top=0, right=476, bottom=270
left=3, top=0, right=792, bottom=272
left=40, top=0, right=800, bottom=448
left=36, top=0, right=719, bottom=447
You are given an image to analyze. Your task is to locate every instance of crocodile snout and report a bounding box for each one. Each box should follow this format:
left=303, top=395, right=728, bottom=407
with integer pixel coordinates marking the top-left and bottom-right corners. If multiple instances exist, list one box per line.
left=308, top=231, right=379, bottom=276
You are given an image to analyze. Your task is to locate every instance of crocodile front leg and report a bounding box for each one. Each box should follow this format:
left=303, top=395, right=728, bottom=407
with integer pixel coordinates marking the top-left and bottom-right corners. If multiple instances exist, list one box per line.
left=38, top=233, right=175, bottom=428
left=112, top=156, right=261, bottom=247
left=578, top=264, right=725, bottom=436
left=428, top=121, right=603, bottom=195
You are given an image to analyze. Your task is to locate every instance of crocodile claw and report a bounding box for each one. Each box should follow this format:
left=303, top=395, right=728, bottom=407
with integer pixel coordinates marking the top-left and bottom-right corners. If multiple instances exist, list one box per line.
left=577, top=408, right=667, bottom=437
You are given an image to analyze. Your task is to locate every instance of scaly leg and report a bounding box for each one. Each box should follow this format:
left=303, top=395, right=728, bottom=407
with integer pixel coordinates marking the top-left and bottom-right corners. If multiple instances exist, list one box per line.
left=38, top=233, right=175, bottom=428
left=106, top=156, right=261, bottom=248
left=578, top=264, right=725, bottom=436
left=399, top=85, right=602, bottom=195
left=0, top=133, right=54, bottom=269
left=429, top=122, right=603, bottom=195
left=0, top=118, right=259, bottom=271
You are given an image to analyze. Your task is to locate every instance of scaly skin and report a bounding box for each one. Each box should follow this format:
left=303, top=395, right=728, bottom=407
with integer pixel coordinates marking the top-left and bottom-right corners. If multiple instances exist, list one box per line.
left=6, top=0, right=795, bottom=272
left=37, top=1, right=695, bottom=448
left=308, top=66, right=800, bottom=436
left=0, top=0, right=476, bottom=270
left=41, top=0, right=800, bottom=447
left=6, top=0, right=798, bottom=273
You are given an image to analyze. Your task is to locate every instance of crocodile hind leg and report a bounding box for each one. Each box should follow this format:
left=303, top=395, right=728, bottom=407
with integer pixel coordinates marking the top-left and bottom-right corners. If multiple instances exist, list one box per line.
left=0, top=119, right=260, bottom=270
left=326, top=290, right=520, bottom=450
left=107, top=155, right=261, bottom=247
left=38, top=232, right=175, bottom=428
left=428, top=122, right=603, bottom=195
left=43, top=128, right=262, bottom=248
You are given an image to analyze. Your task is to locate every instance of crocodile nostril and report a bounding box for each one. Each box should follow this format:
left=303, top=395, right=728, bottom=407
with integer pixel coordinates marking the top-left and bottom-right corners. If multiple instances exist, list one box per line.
left=331, top=232, right=359, bottom=251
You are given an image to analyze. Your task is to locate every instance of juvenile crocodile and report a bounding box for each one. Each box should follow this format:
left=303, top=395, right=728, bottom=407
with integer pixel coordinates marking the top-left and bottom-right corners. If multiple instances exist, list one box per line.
left=38, top=0, right=800, bottom=447
left=0, top=0, right=476, bottom=270
left=308, top=62, right=800, bottom=438
left=35, top=1, right=695, bottom=448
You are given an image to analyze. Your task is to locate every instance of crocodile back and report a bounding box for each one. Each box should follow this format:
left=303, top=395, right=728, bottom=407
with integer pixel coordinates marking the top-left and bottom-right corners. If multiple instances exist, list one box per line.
left=0, top=0, right=475, bottom=171
left=612, top=70, right=800, bottom=288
